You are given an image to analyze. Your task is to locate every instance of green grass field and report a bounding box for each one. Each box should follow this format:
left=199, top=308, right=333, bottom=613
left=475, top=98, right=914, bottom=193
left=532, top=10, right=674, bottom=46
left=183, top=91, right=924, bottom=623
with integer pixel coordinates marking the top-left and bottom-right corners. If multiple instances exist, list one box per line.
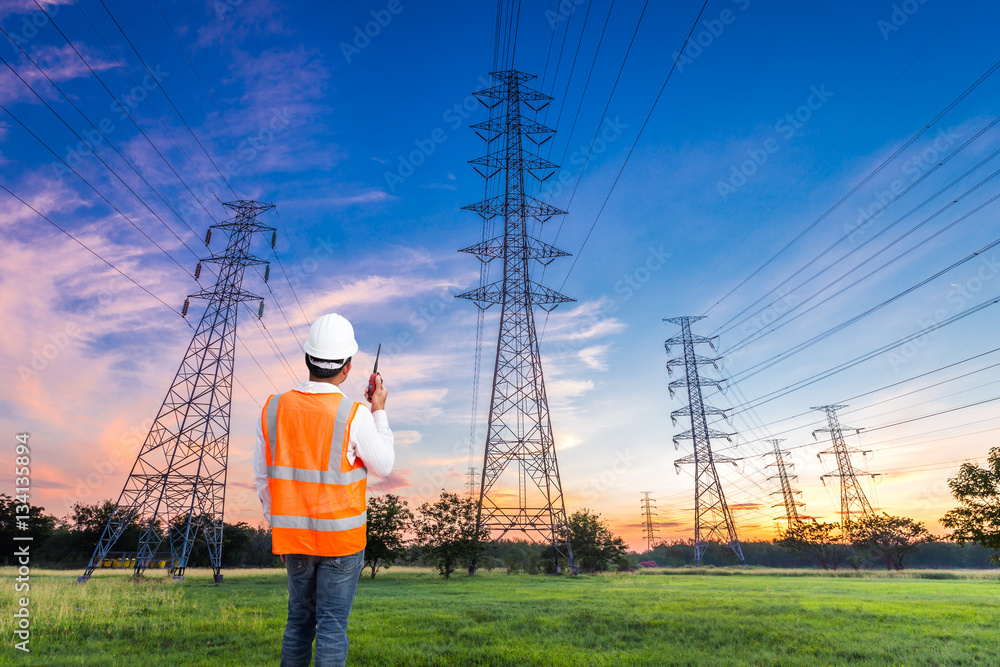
left=2, top=567, right=999, bottom=665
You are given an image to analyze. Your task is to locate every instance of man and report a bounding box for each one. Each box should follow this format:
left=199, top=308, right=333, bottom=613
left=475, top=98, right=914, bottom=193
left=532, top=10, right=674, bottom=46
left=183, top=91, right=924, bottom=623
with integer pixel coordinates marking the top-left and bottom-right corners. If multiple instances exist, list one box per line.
left=255, top=312, right=394, bottom=667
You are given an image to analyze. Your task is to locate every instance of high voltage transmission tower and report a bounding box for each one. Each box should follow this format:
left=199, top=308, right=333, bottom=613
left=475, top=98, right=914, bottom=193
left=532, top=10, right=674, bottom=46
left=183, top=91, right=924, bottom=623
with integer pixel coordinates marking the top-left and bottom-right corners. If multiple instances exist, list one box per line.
left=764, top=439, right=804, bottom=532
left=457, top=70, right=576, bottom=573
left=665, top=316, right=745, bottom=565
left=465, top=466, right=478, bottom=499
left=78, top=200, right=276, bottom=584
left=813, top=404, right=876, bottom=527
left=640, top=491, right=659, bottom=552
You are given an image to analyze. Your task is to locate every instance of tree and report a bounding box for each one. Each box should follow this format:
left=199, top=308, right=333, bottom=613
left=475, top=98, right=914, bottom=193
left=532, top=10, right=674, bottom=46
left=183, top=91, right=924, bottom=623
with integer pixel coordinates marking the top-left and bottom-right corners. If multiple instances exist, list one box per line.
left=0, top=495, right=55, bottom=565
left=848, top=513, right=932, bottom=570
left=503, top=550, right=522, bottom=574
left=412, top=492, right=488, bottom=578
left=365, top=494, right=413, bottom=579
left=941, top=447, right=1000, bottom=566
left=775, top=520, right=850, bottom=570
left=64, top=499, right=144, bottom=561
left=564, top=509, right=627, bottom=574
left=182, top=518, right=254, bottom=568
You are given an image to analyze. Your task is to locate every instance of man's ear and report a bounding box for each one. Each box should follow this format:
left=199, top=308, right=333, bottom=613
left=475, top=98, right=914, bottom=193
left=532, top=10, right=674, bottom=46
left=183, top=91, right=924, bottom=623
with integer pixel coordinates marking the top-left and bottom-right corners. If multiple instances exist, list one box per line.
left=342, top=360, right=352, bottom=378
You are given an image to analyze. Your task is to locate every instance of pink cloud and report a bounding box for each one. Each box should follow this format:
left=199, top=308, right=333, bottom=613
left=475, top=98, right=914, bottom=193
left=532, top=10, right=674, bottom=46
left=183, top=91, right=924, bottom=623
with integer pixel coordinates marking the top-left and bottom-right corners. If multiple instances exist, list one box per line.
left=0, top=0, right=73, bottom=20
left=195, top=0, right=291, bottom=48
left=0, top=44, right=115, bottom=105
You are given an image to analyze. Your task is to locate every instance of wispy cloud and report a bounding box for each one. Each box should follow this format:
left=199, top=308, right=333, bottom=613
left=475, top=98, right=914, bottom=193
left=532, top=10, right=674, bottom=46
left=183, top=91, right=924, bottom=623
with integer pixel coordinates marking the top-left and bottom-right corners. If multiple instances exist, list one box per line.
left=0, top=0, right=73, bottom=20
left=0, top=44, right=115, bottom=105
left=578, top=343, right=612, bottom=371
left=196, top=0, right=291, bottom=47
left=318, top=190, right=394, bottom=206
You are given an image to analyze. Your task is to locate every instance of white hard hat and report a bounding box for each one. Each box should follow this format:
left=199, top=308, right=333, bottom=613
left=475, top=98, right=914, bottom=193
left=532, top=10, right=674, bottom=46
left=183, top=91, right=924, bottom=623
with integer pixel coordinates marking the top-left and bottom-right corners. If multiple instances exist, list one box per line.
left=303, top=313, right=359, bottom=361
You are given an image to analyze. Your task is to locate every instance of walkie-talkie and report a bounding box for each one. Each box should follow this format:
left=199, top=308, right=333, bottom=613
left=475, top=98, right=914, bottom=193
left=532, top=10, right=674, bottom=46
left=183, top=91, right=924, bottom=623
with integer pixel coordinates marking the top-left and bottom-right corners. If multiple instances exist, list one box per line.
left=365, top=343, right=382, bottom=402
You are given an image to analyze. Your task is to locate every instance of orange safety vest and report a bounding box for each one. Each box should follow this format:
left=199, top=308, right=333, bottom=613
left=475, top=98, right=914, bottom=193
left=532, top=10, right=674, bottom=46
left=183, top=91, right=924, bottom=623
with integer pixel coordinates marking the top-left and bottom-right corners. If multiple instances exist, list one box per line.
left=261, top=390, right=367, bottom=556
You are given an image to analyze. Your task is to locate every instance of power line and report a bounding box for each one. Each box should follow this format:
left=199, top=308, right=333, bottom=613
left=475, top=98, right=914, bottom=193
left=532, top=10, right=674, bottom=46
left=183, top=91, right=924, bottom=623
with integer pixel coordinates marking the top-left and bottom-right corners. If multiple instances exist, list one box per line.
left=711, top=343, right=1000, bottom=452
left=0, top=181, right=188, bottom=322
left=3, top=23, right=303, bottom=388
left=540, top=0, right=582, bottom=97
left=0, top=52, right=210, bottom=271
left=87, top=0, right=240, bottom=197
left=555, top=0, right=712, bottom=293
left=730, top=214, right=1000, bottom=385
left=551, top=0, right=651, bottom=229
left=26, top=1, right=225, bottom=223
left=687, top=9, right=977, bottom=314
left=150, top=0, right=318, bottom=317
left=545, top=0, right=616, bottom=180
left=0, top=27, right=211, bottom=246
left=704, top=53, right=1000, bottom=319
left=717, top=113, right=1000, bottom=339
left=725, top=293, right=1000, bottom=417
left=0, top=100, right=196, bottom=279
left=546, top=0, right=595, bottom=135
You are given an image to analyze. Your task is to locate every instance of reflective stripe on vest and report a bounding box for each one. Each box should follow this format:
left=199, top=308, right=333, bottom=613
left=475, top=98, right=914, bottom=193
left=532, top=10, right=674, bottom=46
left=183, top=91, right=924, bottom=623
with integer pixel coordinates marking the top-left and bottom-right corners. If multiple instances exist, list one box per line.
left=266, top=466, right=367, bottom=486
left=262, top=390, right=367, bottom=557
left=270, top=511, right=368, bottom=532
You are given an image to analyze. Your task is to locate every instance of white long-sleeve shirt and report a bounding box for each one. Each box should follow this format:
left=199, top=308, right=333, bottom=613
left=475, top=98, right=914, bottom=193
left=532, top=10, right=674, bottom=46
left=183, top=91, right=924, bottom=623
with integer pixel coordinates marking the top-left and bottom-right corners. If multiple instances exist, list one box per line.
left=254, top=381, right=395, bottom=525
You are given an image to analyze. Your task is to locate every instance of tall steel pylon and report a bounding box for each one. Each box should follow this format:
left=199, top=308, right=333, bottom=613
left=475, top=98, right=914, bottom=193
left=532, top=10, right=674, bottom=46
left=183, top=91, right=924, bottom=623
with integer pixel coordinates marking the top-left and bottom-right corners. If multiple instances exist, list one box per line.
left=465, top=466, right=479, bottom=499
left=764, top=438, right=804, bottom=533
left=640, top=491, right=659, bottom=552
left=457, top=70, right=576, bottom=572
left=813, top=404, right=875, bottom=527
left=665, top=316, right=745, bottom=565
left=78, top=200, right=275, bottom=584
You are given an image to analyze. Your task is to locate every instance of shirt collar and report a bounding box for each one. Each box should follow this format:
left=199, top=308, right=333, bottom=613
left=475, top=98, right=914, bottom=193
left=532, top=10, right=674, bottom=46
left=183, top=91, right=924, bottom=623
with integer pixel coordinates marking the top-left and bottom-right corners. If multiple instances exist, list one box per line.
left=294, top=381, right=344, bottom=394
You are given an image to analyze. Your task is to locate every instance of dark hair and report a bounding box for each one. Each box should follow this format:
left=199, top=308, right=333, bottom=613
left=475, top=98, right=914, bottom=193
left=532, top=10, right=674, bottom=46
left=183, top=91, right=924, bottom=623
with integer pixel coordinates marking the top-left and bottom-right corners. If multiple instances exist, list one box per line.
left=305, top=354, right=351, bottom=379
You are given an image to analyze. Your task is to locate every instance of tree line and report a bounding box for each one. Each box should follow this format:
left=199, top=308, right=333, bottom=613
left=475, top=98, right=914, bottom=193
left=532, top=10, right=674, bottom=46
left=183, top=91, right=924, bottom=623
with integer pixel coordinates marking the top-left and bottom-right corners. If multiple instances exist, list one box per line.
left=2, top=447, right=998, bottom=573
left=0, top=491, right=629, bottom=577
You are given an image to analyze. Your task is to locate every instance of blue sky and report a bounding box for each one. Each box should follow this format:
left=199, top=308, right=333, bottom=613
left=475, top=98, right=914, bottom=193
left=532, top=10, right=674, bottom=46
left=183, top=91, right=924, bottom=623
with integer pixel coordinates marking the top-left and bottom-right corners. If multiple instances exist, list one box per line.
left=3, top=0, right=1000, bottom=549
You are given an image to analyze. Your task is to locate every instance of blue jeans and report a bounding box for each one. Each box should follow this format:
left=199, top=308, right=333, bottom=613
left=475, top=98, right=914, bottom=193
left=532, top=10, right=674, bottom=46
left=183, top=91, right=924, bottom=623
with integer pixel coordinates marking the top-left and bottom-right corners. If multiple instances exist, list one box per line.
left=280, top=549, right=364, bottom=667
